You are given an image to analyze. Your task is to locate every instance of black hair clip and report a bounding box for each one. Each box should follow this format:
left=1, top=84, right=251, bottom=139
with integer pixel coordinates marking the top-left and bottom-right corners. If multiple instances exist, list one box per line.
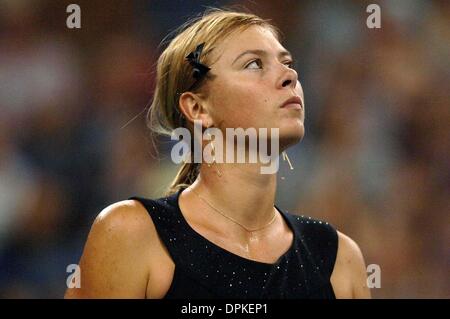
left=186, top=43, right=211, bottom=90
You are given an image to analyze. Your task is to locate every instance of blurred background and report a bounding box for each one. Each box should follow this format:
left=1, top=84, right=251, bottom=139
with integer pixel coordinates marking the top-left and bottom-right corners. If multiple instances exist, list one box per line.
left=0, top=0, right=448, bottom=298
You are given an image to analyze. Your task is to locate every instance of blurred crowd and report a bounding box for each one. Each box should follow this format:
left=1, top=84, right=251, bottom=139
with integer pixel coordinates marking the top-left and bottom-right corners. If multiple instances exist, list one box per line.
left=0, top=0, right=448, bottom=298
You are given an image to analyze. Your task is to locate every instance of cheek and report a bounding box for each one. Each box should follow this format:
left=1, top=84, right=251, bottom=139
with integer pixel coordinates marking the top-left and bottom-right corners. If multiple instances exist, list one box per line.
left=210, top=81, right=267, bottom=127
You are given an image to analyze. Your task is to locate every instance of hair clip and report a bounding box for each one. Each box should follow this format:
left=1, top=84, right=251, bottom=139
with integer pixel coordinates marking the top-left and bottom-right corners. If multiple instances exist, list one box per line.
left=185, top=43, right=211, bottom=88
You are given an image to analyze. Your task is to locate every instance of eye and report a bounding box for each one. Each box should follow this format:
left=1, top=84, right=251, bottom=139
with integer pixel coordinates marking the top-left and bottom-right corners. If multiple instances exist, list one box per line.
left=245, top=59, right=297, bottom=69
left=245, top=59, right=263, bottom=69
left=284, top=59, right=296, bottom=69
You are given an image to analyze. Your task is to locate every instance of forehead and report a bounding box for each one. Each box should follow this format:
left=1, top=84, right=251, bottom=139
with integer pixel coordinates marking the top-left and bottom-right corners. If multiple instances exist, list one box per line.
left=211, top=25, right=285, bottom=64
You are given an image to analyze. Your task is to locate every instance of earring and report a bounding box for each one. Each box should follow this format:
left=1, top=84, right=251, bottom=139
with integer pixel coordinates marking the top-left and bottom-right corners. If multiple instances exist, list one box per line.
left=282, top=151, right=294, bottom=170
left=206, top=132, right=222, bottom=177
left=206, top=132, right=213, bottom=168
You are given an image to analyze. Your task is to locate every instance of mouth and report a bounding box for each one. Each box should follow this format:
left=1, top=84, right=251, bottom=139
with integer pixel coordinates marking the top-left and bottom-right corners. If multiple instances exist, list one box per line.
left=280, top=96, right=303, bottom=110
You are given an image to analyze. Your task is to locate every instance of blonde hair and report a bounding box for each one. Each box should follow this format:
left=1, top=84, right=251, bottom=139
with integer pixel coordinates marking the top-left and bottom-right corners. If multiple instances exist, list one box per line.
left=148, top=8, right=280, bottom=195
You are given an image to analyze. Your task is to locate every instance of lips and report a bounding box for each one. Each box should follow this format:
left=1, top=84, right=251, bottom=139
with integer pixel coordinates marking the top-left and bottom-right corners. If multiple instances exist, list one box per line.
left=281, top=96, right=303, bottom=110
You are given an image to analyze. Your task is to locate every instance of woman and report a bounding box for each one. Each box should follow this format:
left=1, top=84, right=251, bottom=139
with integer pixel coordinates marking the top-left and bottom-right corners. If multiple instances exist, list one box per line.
left=65, top=9, right=370, bottom=299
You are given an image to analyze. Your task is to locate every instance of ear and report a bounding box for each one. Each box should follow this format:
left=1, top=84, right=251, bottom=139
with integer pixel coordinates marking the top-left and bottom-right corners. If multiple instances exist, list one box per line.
left=178, top=92, right=212, bottom=127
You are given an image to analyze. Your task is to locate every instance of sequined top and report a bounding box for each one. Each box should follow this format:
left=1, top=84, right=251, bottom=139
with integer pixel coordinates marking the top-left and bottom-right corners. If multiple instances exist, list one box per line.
left=128, top=188, right=338, bottom=299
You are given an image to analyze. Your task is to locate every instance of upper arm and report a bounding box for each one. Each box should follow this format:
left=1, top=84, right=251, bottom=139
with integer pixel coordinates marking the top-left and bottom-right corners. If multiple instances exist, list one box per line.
left=64, top=200, right=154, bottom=298
left=330, top=231, right=371, bottom=299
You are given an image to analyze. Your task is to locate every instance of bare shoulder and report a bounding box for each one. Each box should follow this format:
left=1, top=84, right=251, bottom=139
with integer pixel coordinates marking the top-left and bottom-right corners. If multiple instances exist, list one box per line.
left=93, top=199, right=156, bottom=239
left=330, top=231, right=371, bottom=299
left=64, top=199, right=157, bottom=298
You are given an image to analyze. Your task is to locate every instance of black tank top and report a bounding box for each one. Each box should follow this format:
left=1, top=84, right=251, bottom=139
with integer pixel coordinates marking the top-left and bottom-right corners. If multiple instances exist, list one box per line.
left=128, top=188, right=338, bottom=299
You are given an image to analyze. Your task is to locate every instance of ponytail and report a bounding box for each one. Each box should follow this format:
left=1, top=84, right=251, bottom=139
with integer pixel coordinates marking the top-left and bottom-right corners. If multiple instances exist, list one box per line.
left=166, top=162, right=200, bottom=196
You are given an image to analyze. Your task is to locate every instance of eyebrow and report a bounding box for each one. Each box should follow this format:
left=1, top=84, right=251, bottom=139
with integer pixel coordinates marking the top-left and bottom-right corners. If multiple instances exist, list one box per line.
left=231, top=49, right=293, bottom=66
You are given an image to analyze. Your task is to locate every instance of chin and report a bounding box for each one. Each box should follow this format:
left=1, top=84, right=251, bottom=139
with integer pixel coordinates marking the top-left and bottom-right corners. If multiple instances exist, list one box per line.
left=279, top=123, right=305, bottom=150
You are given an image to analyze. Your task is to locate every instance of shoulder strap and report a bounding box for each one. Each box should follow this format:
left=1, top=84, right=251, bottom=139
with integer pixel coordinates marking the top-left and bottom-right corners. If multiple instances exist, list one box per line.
left=284, top=213, right=339, bottom=280
left=128, top=193, right=184, bottom=264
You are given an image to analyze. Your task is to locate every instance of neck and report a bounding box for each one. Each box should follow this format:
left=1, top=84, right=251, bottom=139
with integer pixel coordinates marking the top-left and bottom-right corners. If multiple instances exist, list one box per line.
left=190, top=161, right=277, bottom=230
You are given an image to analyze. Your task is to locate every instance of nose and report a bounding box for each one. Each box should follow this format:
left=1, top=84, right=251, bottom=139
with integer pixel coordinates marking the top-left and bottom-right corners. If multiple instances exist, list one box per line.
left=277, top=65, right=298, bottom=90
